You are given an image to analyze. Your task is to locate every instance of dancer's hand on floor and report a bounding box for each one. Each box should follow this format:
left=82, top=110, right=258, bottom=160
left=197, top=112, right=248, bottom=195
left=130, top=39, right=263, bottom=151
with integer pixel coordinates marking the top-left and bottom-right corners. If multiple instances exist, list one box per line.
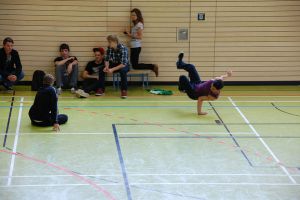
left=53, top=123, right=60, bottom=132
left=198, top=112, right=208, bottom=115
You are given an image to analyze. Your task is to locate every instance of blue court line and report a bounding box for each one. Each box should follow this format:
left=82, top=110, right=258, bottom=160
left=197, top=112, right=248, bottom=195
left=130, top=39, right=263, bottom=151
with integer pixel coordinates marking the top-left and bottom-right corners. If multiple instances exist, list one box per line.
left=209, top=102, right=254, bottom=167
left=3, top=90, right=15, bottom=147
left=112, top=124, right=132, bottom=200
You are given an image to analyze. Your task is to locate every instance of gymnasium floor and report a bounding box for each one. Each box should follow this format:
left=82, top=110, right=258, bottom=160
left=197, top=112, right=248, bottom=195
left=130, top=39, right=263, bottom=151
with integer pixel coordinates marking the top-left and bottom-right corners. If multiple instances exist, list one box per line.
left=0, top=85, right=300, bottom=200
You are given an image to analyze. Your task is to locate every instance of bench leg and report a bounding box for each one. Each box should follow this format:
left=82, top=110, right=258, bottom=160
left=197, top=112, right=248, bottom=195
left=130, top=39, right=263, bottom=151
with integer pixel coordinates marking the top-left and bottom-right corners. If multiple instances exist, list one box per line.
left=112, top=74, right=116, bottom=89
left=146, top=74, right=149, bottom=88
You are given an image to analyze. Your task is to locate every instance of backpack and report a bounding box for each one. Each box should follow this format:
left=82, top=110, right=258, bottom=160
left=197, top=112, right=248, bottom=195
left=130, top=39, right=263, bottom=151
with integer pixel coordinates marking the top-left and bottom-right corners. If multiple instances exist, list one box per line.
left=31, top=70, right=46, bottom=91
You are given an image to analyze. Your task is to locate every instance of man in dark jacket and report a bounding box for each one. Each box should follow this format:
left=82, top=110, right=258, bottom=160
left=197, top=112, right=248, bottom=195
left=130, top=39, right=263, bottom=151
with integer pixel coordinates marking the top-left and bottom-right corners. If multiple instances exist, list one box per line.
left=0, top=37, right=24, bottom=90
left=29, top=74, right=68, bottom=132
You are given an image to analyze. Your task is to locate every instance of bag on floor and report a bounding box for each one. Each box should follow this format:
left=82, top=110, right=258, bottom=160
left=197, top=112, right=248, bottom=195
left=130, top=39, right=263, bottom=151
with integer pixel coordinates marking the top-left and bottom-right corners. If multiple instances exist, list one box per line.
left=147, top=88, right=173, bottom=95
left=31, top=70, right=46, bottom=91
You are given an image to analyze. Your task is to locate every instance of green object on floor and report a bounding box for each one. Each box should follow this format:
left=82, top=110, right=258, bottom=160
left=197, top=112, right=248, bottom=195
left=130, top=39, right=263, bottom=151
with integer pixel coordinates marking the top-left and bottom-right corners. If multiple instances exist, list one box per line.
left=147, top=88, right=173, bottom=95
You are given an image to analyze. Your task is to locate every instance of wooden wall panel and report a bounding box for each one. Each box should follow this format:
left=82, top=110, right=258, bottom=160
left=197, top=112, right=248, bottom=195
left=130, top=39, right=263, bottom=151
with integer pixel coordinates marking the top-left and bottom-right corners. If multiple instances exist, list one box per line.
left=0, top=0, right=299, bottom=82
left=214, top=0, right=300, bottom=81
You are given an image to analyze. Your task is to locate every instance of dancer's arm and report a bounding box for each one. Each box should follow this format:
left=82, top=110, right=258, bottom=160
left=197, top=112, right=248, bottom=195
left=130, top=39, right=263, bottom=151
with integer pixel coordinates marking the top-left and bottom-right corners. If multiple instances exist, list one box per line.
left=197, top=93, right=219, bottom=115
left=197, top=98, right=208, bottom=115
left=215, top=70, right=232, bottom=80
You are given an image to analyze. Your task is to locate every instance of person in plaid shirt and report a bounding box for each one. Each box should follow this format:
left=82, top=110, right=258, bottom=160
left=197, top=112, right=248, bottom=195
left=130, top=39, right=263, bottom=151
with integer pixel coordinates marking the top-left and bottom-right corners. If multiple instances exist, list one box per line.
left=104, top=35, right=130, bottom=98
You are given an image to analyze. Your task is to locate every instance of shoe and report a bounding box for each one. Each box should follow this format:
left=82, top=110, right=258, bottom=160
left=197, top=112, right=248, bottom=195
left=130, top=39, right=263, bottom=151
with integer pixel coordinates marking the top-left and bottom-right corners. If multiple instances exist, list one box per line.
left=178, top=84, right=186, bottom=93
left=4, top=86, right=13, bottom=91
left=95, top=88, right=104, bottom=96
left=153, top=64, right=159, bottom=77
left=2, top=82, right=13, bottom=91
left=177, top=51, right=184, bottom=69
left=178, top=51, right=184, bottom=61
left=121, top=90, right=127, bottom=99
left=75, top=89, right=89, bottom=98
left=70, top=87, right=76, bottom=94
left=56, top=87, right=62, bottom=95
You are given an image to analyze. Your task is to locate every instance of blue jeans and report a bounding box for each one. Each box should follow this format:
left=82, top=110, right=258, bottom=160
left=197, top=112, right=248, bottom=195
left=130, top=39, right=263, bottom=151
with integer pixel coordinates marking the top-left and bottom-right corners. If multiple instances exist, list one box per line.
left=55, top=64, right=78, bottom=88
left=0, top=71, right=25, bottom=87
left=107, top=65, right=129, bottom=90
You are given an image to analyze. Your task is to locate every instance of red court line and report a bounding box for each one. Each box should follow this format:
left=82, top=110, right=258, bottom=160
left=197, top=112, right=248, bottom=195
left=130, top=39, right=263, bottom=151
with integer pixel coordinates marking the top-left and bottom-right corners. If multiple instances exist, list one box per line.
left=0, top=149, right=116, bottom=200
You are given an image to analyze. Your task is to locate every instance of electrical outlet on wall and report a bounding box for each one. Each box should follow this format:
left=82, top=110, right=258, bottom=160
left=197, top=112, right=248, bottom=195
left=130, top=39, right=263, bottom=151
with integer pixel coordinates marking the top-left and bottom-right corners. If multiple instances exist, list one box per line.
left=198, top=13, right=205, bottom=21
left=177, top=28, right=189, bottom=42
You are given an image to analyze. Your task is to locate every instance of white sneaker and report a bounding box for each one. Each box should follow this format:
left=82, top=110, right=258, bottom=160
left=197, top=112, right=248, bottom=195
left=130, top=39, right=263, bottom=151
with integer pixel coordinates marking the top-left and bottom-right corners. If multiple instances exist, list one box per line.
left=75, top=89, right=89, bottom=98
left=57, top=87, right=62, bottom=95
left=71, top=87, right=76, bottom=94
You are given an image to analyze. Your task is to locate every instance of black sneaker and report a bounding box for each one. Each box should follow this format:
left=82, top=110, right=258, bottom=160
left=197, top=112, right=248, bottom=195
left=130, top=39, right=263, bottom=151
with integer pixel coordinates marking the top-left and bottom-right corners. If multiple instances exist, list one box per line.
left=2, top=83, right=13, bottom=91
left=178, top=85, right=186, bottom=93
left=178, top=51, right=184, bottom=61
left=177, top=51, right=184, bottom=69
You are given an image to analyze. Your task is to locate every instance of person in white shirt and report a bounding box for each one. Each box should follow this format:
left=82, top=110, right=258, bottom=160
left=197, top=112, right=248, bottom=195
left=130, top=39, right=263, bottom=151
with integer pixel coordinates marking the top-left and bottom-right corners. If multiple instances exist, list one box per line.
left=124, top=8, right=159, bottom=77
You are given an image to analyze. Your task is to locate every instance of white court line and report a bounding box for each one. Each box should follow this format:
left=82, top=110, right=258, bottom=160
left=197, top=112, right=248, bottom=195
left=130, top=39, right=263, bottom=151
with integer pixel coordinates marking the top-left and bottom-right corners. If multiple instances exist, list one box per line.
left=4, top=95, right=300, bottom=98
left=1, top=173, right=299, bottom=178
left=1, top=100, right=300, bottom=103
left=0, top=182, right=299, bottom=188
left=228, top=97, right=297, bottom=184
left=223, top=96, right=300, bottom=98
left=131, top=182, right=300, bottom=186
left=130, top=182, right=300, bottom=186
left=125, top=173, right=300, bottom=177
left=0, top=132, right=253, bottom=136
left=7, top=97, right=24, bottom=186
left=119, top=132, right=252, bottom=135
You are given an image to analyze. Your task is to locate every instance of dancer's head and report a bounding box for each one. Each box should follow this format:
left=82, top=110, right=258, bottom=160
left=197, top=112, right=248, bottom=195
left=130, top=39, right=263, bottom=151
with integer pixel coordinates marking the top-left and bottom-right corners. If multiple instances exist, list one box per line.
left=212, top=79, right=224, bottom=90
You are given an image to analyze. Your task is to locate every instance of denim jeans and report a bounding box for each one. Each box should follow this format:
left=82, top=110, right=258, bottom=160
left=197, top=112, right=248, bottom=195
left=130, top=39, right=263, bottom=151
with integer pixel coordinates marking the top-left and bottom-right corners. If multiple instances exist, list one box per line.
left=55, top=64, right=78, bottom=88
left=0, top=71, right=25, bottom=87
left=108, top=65, right=129, bottom=91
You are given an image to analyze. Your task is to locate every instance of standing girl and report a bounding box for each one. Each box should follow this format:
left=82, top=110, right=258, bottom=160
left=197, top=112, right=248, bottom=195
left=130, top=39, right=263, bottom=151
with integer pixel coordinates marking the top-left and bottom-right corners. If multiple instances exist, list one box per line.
left=125, top=8, right=159, bottom=76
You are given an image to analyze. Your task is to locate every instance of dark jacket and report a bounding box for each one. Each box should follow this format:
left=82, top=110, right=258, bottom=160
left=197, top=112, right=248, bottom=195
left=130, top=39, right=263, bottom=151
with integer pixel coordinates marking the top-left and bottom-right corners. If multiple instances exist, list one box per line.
left=0, top=48, right=22, bottom=79
left=29, top=85, right=58, bottom=124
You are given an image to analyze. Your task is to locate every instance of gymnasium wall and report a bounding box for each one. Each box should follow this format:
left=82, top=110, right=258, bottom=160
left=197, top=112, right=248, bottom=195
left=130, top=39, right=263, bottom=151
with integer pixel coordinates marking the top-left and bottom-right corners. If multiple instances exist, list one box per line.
left=0, top=0, right=299, bottom=82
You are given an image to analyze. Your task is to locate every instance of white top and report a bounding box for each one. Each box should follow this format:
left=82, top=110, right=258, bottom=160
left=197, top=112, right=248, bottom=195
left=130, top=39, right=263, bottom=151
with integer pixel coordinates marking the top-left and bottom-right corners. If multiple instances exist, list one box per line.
left=130, top=22, right=144, bottom=48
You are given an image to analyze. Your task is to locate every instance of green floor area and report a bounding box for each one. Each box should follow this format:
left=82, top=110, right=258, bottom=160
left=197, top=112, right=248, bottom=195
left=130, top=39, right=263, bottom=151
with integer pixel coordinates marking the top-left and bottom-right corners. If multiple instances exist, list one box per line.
left=0, top=85, right=300, bottom=200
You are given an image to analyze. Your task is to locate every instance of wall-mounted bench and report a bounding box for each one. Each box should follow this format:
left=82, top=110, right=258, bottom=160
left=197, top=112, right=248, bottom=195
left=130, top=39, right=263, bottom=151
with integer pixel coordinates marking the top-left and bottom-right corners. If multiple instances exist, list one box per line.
left=112, top=70, right=151, bottom=89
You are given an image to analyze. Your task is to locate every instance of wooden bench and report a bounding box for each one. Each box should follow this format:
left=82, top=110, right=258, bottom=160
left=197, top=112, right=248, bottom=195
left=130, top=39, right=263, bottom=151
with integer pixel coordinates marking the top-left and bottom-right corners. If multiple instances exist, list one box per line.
left=112, top=70, right=151, bottom=89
